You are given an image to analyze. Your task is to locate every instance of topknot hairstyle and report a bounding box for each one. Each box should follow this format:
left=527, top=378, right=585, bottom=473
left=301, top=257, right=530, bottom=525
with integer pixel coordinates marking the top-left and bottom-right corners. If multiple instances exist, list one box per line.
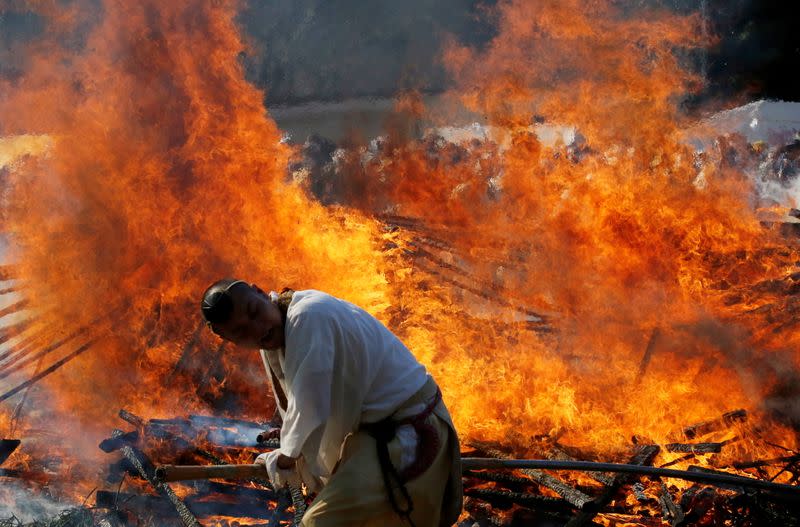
left=201, top=279, right=248, bottom=326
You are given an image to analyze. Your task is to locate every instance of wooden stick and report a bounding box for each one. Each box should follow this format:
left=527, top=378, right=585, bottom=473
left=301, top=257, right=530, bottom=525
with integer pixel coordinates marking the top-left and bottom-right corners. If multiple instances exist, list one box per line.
left=682, top=409, right=747, bottom=439
left=112, top=430, right=201, bottom=527
left=156, top=463, right=267, bottom=482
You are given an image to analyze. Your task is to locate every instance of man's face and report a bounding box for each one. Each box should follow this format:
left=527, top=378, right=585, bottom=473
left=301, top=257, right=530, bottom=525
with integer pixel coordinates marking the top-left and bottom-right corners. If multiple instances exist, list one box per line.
left=211, top=285, right=285, bottom=350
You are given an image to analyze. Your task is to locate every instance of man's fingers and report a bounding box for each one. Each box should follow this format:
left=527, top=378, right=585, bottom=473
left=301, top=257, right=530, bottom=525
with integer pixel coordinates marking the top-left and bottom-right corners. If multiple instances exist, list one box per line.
left=276, top=454, right=297, bottom=470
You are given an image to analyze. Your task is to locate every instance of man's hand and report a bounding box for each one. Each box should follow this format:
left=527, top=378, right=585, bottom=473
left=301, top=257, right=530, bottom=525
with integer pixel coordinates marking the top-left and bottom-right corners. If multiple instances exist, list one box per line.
left=255, top=450, right=300, bottom=487
left=276, top=453, right=296, bottom=469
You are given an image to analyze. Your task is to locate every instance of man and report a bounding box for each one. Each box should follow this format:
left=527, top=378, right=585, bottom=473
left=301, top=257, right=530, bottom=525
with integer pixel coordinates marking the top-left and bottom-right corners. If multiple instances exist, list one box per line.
left=200, top=279, right=462, bottom=527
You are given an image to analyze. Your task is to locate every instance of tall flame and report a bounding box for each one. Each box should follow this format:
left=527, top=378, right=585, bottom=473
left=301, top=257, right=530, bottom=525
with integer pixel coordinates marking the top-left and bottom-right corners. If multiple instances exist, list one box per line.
left=0, top=0, right=391, bottom=436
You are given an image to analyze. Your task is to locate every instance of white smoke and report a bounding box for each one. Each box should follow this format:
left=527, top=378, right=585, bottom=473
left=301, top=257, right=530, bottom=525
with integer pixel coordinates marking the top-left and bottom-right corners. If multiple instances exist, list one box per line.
left=0, top=481, right=76, bottom=523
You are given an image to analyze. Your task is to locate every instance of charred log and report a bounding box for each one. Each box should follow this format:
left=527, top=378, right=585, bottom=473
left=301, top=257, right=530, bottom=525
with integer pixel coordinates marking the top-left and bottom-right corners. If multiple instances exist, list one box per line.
left=678, top=486, right=718, bottom=526
left=665, top=442, right=725, bottom=454
left=106, top=458, right=138, bottom=484
left=109, top=429, right=201, bottom=527
left=632, top=482, right=648, bottom=502
left=99, top=431, right=140, bottom=453
left=564, top=445, right=660, bottom=527
left=187, top=479, right=278, bottom=502
left=463, top=487, right=574, bottom=512
left=682, top=409, right=747, bottom=439
left=0, top=439, right=20, bottom=465
left=658, top=482, right=685, bottom=526
left=118, top=408, right=145, bottom=429
left=470, top=443, right=594, bottom=510
left=463, top=469, right=541, bottom=488
left=462, top=456, right=800, bottom=497
left=547, top=443, right=615, bottom=486
left=123, top=408, right=275, bottom=490
left=95, top=490, right=274, bottom=520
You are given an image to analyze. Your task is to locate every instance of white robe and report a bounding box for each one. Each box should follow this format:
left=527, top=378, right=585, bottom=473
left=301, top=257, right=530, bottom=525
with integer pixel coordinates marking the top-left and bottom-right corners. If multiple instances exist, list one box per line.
left=259, top=290, right=429, bottom=489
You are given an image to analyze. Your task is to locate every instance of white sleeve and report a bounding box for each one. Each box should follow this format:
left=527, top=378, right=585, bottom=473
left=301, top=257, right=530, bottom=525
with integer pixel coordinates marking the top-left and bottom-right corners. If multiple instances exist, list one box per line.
left=278, top=311, right=335, bottom=459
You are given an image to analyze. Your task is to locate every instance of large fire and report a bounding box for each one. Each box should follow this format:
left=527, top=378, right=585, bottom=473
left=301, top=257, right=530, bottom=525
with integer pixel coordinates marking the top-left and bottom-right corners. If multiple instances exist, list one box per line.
left=1, top=0, right=799, bottom=518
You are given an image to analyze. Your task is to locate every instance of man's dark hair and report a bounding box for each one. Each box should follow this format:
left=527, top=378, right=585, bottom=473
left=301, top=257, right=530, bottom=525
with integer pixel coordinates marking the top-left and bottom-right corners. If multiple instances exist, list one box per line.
left=201, top=279, right=249, bottom=325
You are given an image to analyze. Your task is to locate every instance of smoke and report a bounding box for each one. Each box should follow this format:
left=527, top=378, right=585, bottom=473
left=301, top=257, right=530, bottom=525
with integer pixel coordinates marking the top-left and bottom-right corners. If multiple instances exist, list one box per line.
left=0, top=481, right=72, bottom=523
left=238, top=0, right=497, bottom=105
left=676, top=317, right=800, bottom=431
left=3, top=1, right=797, bottom=113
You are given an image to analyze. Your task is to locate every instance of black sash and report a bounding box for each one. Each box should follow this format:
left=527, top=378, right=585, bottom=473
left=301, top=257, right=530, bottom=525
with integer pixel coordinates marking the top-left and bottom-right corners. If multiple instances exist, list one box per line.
left=360, top=388, right=442, bottom=527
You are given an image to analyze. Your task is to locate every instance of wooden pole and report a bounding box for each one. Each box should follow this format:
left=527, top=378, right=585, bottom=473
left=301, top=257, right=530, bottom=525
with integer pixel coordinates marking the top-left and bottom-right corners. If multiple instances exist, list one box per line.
left=156, top=459, right=800, bottom=497
left=460, top=458, right=800, bottom=497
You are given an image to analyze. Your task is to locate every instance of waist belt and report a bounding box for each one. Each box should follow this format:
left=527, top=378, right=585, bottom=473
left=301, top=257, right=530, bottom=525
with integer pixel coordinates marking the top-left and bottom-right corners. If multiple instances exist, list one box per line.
left=361, top=387, right=442, bottom=527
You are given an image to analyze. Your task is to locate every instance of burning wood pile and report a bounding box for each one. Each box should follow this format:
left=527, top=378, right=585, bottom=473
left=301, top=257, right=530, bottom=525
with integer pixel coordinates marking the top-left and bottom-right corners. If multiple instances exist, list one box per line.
left=93, top=410, right=300, bottom=527
left=3, top=235, right=800, bottom=527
